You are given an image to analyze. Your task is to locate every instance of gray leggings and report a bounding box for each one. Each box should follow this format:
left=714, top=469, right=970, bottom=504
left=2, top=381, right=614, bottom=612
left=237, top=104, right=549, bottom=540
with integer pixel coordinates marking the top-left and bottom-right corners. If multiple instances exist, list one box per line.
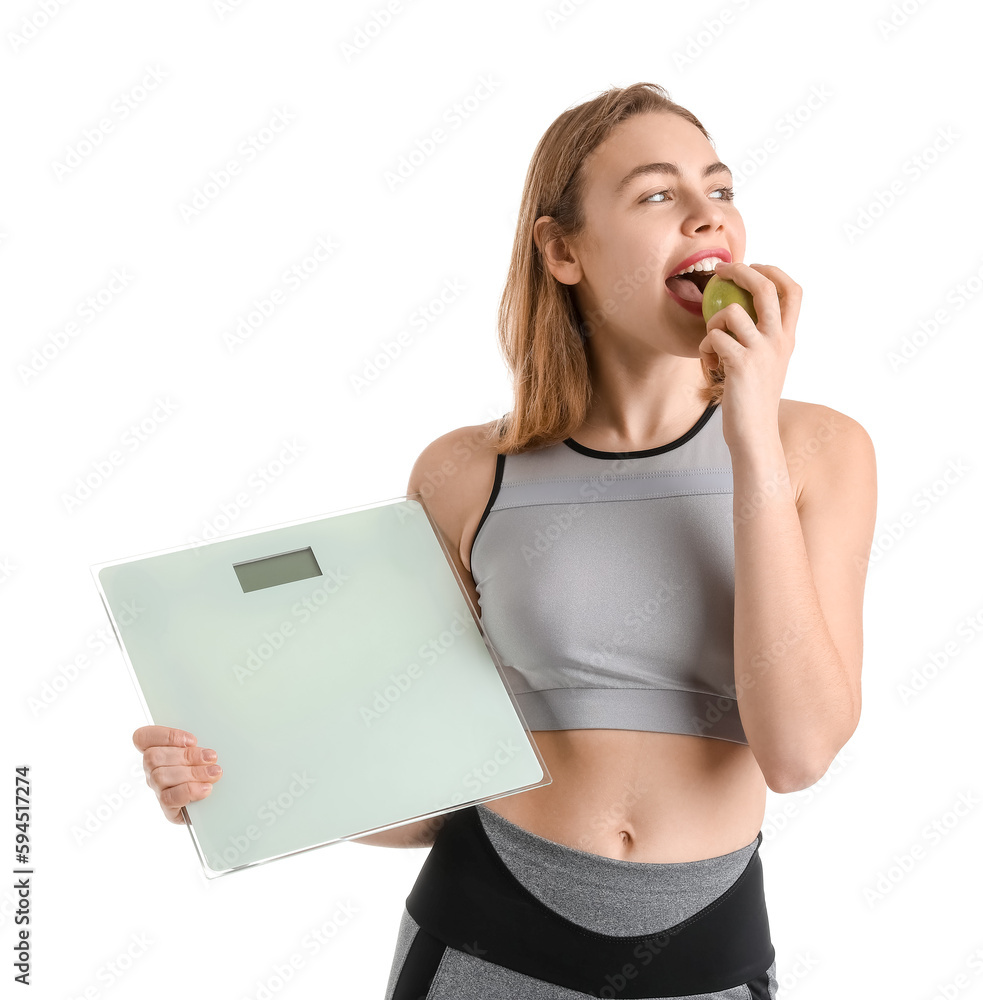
left=385, top=802, right=780, bottom=999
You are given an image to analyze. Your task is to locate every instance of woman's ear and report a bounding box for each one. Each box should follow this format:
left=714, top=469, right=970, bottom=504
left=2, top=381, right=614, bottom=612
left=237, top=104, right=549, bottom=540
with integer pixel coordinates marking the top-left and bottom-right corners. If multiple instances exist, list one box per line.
left=533, top=216, right=583, bottom=285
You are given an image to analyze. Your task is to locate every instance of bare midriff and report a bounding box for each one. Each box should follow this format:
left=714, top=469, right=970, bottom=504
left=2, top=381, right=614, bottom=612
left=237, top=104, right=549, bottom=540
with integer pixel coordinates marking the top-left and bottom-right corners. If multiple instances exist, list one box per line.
left=479, top=727, right=767, bottom=863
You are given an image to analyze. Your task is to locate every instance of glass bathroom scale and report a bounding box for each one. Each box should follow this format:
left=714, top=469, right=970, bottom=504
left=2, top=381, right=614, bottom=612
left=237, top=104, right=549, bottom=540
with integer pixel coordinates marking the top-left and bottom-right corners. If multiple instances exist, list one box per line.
left=91, top=494, right=550, bottom=878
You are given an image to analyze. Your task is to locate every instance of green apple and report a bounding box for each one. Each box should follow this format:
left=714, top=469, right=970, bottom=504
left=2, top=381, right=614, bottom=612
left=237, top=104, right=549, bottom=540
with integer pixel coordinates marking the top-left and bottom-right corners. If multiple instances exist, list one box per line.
left=702, top=274, right=758, bottom=326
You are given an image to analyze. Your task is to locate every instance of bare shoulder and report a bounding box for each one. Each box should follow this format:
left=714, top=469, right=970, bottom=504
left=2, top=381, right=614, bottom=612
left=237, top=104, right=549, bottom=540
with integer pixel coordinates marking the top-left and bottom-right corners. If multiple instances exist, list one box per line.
left=405, top=421, right=503, bottom=581
left=778, top=398, right=876, bottom=506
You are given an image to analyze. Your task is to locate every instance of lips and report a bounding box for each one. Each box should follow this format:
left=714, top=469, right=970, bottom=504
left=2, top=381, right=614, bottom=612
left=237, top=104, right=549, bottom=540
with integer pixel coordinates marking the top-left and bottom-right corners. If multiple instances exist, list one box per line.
left=666, top=246, right=732, bottom=279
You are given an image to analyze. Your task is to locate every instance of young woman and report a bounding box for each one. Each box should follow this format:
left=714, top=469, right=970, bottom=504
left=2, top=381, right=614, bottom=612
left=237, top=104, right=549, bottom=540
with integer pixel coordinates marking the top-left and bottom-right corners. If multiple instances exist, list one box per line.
left=133, top=82, right=877, bottom=999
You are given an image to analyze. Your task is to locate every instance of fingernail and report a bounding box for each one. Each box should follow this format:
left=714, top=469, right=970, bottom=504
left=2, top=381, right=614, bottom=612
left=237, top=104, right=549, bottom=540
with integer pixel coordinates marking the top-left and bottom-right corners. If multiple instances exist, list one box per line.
left=206, top=765, right=222, bottom=776
left=202, top=750, right=217, bottom=762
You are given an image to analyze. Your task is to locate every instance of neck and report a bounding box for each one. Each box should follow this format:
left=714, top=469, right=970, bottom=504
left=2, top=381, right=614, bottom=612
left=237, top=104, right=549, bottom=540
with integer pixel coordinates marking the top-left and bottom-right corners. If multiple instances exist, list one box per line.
left=577, top=350, right=709, bottom=451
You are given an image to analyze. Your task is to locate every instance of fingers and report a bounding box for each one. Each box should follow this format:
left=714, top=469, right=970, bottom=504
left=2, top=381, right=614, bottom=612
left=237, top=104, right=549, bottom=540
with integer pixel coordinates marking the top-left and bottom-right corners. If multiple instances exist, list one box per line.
left=132, top=725, right=196, bottom=751
left=701, top=303, right=756, bottom=375
left=142, top=746, right=221, bottom=786
left=751, top=264, right=802, bottom=334
left=132, top=725, right=221, bottom=824
left=706, top=303, right=757, bottom=344
left=750, top=263, right=802, bottom=304
left=151, top=757, right=222, bottom=825
left=714, top=262, right=792, bottom=334
left=156, top=769, right=219, bottom=824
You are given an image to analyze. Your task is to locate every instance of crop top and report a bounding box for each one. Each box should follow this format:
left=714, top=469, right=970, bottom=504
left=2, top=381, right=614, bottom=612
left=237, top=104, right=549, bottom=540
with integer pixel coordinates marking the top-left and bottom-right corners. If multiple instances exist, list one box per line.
left=469, top=400, right=747, bottom=745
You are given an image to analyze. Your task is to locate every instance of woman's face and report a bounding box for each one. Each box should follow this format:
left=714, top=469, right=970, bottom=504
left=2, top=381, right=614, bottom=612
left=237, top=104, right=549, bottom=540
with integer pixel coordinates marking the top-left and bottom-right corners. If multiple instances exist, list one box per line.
left=559, top=110, right=747, bottom=352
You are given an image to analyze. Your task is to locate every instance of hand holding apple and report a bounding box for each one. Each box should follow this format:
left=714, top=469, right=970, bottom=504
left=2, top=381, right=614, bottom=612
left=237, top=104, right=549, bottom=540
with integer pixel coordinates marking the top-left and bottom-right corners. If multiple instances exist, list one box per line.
left=698, top=261, right=802, bottom=453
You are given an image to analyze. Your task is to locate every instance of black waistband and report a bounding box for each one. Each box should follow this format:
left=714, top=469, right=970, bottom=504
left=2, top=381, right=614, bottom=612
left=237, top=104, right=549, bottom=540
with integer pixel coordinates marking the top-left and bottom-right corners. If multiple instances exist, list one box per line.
left=405, top=806, right=774, bottom=998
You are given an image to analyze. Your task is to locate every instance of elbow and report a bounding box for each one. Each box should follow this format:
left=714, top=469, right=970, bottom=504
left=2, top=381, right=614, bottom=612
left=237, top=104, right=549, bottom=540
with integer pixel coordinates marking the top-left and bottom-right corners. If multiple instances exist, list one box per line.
left=758, top=745, right=831, bottom=794
left=763, top=738, right=856, bottom=794
left=759, top=711, right=862, bottom=795
left=764, top=767, right=819, bottom=795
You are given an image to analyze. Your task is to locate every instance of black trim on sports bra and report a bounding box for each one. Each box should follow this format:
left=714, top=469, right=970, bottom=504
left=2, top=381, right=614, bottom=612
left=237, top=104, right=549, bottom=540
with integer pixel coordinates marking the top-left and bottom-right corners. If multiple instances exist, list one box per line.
left=467, top=452, right=505, bottom=572
left=563, top=400, right=718, bottom=460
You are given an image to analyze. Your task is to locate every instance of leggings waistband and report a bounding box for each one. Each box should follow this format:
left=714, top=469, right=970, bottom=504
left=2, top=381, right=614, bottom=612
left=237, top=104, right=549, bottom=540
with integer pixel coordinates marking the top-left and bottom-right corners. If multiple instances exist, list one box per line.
left=403, top=804, right=775, bottom=998
left=475, top=801, right=762, bottom=936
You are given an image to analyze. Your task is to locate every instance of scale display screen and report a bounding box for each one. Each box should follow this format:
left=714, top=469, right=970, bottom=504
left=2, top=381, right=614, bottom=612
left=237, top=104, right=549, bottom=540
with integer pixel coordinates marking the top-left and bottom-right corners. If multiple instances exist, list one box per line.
left=233, top=546, right=323, bottom=593
left=92, top=494, right=550, bottom=878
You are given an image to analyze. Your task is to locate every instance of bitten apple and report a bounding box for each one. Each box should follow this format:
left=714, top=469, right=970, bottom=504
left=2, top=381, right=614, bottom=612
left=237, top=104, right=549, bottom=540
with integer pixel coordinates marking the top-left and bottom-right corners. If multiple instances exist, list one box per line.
left=702, top=274, right=758, bottom=327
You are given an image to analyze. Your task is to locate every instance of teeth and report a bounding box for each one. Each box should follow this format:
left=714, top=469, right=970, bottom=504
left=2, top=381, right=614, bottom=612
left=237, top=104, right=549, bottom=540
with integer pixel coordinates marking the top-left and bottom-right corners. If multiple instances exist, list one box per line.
left=673, top=256, right=725, bottom=277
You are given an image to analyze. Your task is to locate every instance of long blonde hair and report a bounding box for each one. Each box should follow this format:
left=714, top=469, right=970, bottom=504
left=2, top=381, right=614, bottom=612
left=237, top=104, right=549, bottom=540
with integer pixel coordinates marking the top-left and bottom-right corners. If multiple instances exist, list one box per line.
left=492, top=83, right=725, bottom=455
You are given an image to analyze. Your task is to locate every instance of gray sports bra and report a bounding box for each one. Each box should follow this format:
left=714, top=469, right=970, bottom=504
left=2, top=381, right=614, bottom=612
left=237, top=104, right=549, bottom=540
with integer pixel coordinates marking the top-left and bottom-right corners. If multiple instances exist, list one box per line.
left=469, top=400, right=747, bottom=744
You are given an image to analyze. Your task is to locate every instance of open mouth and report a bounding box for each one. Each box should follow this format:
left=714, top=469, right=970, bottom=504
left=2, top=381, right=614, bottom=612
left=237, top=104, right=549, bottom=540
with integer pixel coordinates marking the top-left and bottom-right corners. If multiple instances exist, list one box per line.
left=665, top=267, right=715, bottom=303
left=682, top=270, right=715, bottom=293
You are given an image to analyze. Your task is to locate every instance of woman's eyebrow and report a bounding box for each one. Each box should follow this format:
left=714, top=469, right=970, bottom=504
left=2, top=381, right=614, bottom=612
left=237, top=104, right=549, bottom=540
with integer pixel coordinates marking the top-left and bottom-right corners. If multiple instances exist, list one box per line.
left=615, top=161, right=732, bottom=194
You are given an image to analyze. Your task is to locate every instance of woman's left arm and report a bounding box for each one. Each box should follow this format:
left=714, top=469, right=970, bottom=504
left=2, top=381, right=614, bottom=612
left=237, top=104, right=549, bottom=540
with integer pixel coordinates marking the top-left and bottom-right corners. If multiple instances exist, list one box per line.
left=700, top=262, right=879, bottom=794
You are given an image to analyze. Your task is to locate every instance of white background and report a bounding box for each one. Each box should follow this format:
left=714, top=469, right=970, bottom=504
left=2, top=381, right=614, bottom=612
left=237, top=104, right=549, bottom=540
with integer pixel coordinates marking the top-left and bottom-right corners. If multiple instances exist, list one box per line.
left=3, top=0, right=981, bottom=997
